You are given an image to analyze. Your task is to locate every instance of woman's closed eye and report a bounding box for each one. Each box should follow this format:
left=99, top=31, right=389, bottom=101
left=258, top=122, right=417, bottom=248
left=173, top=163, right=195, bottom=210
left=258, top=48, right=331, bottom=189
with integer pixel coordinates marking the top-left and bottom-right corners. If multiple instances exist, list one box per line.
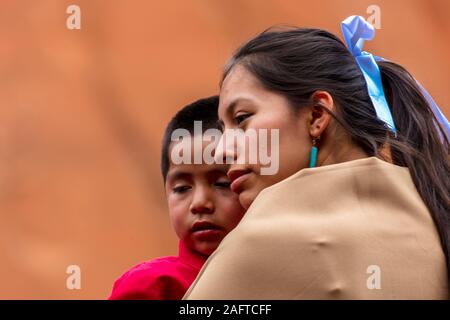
left=234, top=112, right=251, bottom=125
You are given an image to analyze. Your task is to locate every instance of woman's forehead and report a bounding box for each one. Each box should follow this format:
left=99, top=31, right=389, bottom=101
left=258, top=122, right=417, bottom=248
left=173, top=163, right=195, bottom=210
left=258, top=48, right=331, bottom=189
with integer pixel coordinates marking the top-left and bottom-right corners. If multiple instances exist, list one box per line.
left=219, top=67, right=265, bottom=116
left=221, top=65, right=258, bottom=97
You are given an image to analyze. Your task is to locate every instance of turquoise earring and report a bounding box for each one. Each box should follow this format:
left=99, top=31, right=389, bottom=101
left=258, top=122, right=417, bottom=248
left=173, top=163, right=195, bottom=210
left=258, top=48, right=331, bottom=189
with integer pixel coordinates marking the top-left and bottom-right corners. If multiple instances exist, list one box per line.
left=309, top=137, right=319, bottom=168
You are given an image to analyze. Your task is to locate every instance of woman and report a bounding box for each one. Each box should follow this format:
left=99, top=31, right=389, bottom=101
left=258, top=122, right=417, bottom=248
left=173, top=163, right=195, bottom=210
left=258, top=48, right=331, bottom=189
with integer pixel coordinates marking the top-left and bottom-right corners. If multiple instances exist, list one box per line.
left=184, top=16, right=450, bottom=299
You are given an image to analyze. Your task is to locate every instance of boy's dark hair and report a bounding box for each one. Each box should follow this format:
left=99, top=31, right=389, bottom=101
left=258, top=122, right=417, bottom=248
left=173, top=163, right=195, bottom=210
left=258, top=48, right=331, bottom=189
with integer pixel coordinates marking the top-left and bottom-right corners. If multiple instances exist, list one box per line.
left=161, top=96, right=220, bottom=182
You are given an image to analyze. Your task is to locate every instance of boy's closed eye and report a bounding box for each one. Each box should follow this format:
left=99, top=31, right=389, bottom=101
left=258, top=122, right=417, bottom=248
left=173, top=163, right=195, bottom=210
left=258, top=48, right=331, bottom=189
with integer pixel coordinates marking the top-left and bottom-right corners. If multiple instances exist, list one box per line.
left=214, top=180, right=231, bottom=189
left=173, top=181, right=230, bottom=193
left=172, top=185, right=191, bottom=194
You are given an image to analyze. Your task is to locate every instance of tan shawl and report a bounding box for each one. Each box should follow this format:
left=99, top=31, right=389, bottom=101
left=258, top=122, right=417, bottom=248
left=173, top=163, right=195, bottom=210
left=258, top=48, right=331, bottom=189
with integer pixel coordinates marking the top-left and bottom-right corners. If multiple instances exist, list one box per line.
left=184, top=157, right=448, bottom=299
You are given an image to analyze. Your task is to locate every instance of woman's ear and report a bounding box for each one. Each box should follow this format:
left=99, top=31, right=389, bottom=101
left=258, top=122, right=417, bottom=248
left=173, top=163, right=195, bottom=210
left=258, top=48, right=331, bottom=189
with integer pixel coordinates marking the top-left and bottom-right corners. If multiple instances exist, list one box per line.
left=308, top=91, right=334, bottom=138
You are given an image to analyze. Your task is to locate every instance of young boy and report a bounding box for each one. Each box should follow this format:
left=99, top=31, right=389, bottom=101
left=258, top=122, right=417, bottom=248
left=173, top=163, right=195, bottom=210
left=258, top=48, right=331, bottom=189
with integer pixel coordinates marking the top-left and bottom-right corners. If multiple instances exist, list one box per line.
left=108, top=96, right=245, bottom=300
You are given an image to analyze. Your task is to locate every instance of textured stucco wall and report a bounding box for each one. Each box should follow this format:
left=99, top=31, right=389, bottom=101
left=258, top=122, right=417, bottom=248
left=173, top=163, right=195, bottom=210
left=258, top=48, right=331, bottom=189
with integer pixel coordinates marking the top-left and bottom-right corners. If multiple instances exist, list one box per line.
left=0, top=0, right=448, bottom=299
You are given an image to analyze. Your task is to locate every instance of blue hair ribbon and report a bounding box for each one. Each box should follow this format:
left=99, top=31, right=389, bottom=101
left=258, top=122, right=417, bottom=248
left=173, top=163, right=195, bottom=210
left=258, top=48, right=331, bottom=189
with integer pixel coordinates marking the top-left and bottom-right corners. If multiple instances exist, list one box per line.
left=341, top=15, right=450, bottom=141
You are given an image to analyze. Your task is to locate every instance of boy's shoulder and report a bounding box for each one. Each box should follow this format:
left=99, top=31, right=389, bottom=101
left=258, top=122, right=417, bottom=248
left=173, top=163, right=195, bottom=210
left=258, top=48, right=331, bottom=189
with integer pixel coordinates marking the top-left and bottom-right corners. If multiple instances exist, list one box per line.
left=108, top=255, right=188, bottom=300
left=120, top=255, right=180, bottom=279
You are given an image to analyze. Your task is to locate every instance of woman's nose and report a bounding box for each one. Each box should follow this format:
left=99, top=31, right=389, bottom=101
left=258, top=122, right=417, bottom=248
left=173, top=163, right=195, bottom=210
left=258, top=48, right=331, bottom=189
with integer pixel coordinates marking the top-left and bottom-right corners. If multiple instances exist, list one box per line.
left=214, top=131, right=238, bottom=164
left=189, top=187, right=214, bottom=214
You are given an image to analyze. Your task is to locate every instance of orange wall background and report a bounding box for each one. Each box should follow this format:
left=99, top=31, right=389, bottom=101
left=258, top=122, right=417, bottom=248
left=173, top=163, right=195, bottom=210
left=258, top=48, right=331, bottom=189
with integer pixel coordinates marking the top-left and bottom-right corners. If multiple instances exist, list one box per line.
left=0, top=0, right=448, bottom=299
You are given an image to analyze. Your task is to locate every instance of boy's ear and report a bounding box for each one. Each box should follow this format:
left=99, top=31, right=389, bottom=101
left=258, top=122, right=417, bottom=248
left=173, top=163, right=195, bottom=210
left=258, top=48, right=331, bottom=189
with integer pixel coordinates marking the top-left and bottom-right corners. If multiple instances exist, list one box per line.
left=307, top=91, right=334, bottom=138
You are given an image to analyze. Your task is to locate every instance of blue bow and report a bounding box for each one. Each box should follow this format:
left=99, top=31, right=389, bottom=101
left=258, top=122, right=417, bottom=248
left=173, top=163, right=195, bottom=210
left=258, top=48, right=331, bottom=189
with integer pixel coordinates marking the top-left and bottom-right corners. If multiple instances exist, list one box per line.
left=341, top=15, right=450, bottom=141
left=341, top=15, right=396, bottom=133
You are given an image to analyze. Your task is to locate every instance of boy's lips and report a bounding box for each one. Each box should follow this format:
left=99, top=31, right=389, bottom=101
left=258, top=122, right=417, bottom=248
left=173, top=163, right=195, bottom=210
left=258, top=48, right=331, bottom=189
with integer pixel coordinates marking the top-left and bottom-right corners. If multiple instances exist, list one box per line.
left=228, top=168, right=252, bottom=193
left=191, top=220, right=223, bottom=241
left=191, top=220, right=221, bottom=232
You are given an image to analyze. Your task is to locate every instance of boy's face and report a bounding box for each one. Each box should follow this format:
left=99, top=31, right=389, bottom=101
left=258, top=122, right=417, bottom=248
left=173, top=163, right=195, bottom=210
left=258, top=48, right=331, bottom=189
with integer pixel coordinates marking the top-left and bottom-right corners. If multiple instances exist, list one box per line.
left=165, top=139, right=245, bottom=256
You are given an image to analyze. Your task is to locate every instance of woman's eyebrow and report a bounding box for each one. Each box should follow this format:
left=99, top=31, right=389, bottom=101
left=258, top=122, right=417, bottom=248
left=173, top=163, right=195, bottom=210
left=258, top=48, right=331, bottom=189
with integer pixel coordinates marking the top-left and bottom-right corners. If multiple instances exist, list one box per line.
left=227, top=97, right=253, bottom=112
left=220, top=97, right=255, bottom=123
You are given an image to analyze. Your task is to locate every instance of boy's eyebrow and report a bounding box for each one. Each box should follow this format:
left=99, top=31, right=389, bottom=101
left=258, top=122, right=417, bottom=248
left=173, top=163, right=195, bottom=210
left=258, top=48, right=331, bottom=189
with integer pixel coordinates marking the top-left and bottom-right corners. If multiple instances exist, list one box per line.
left=166, top=170, right=191, bottom=182
left=207, top=167, right=229, bottom=176
left=167, top=167, right=229, bottom=183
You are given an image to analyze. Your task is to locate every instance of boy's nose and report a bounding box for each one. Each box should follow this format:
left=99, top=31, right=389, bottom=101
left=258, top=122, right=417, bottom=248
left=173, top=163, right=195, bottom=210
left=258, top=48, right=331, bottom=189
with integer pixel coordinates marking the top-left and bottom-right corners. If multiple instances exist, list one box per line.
left=190, top=188, right=214, bottom=214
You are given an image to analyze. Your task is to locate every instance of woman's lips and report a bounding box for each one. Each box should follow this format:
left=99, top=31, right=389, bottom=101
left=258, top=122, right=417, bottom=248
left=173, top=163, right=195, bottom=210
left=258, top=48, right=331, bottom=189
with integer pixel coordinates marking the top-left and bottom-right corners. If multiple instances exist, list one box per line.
left=228, top=169, right=252, bottom=193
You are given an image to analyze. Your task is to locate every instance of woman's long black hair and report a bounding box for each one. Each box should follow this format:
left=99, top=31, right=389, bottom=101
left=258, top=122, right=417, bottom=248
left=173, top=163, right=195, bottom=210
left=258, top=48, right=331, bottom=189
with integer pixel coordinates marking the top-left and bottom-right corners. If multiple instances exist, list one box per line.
left=223, top=27, right=450, bottom=285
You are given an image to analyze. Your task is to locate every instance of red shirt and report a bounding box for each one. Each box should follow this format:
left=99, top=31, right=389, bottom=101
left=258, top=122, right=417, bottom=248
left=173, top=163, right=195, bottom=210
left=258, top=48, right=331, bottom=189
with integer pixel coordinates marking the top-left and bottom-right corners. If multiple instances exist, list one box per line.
left=108, top=241, right=207, bottom=300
